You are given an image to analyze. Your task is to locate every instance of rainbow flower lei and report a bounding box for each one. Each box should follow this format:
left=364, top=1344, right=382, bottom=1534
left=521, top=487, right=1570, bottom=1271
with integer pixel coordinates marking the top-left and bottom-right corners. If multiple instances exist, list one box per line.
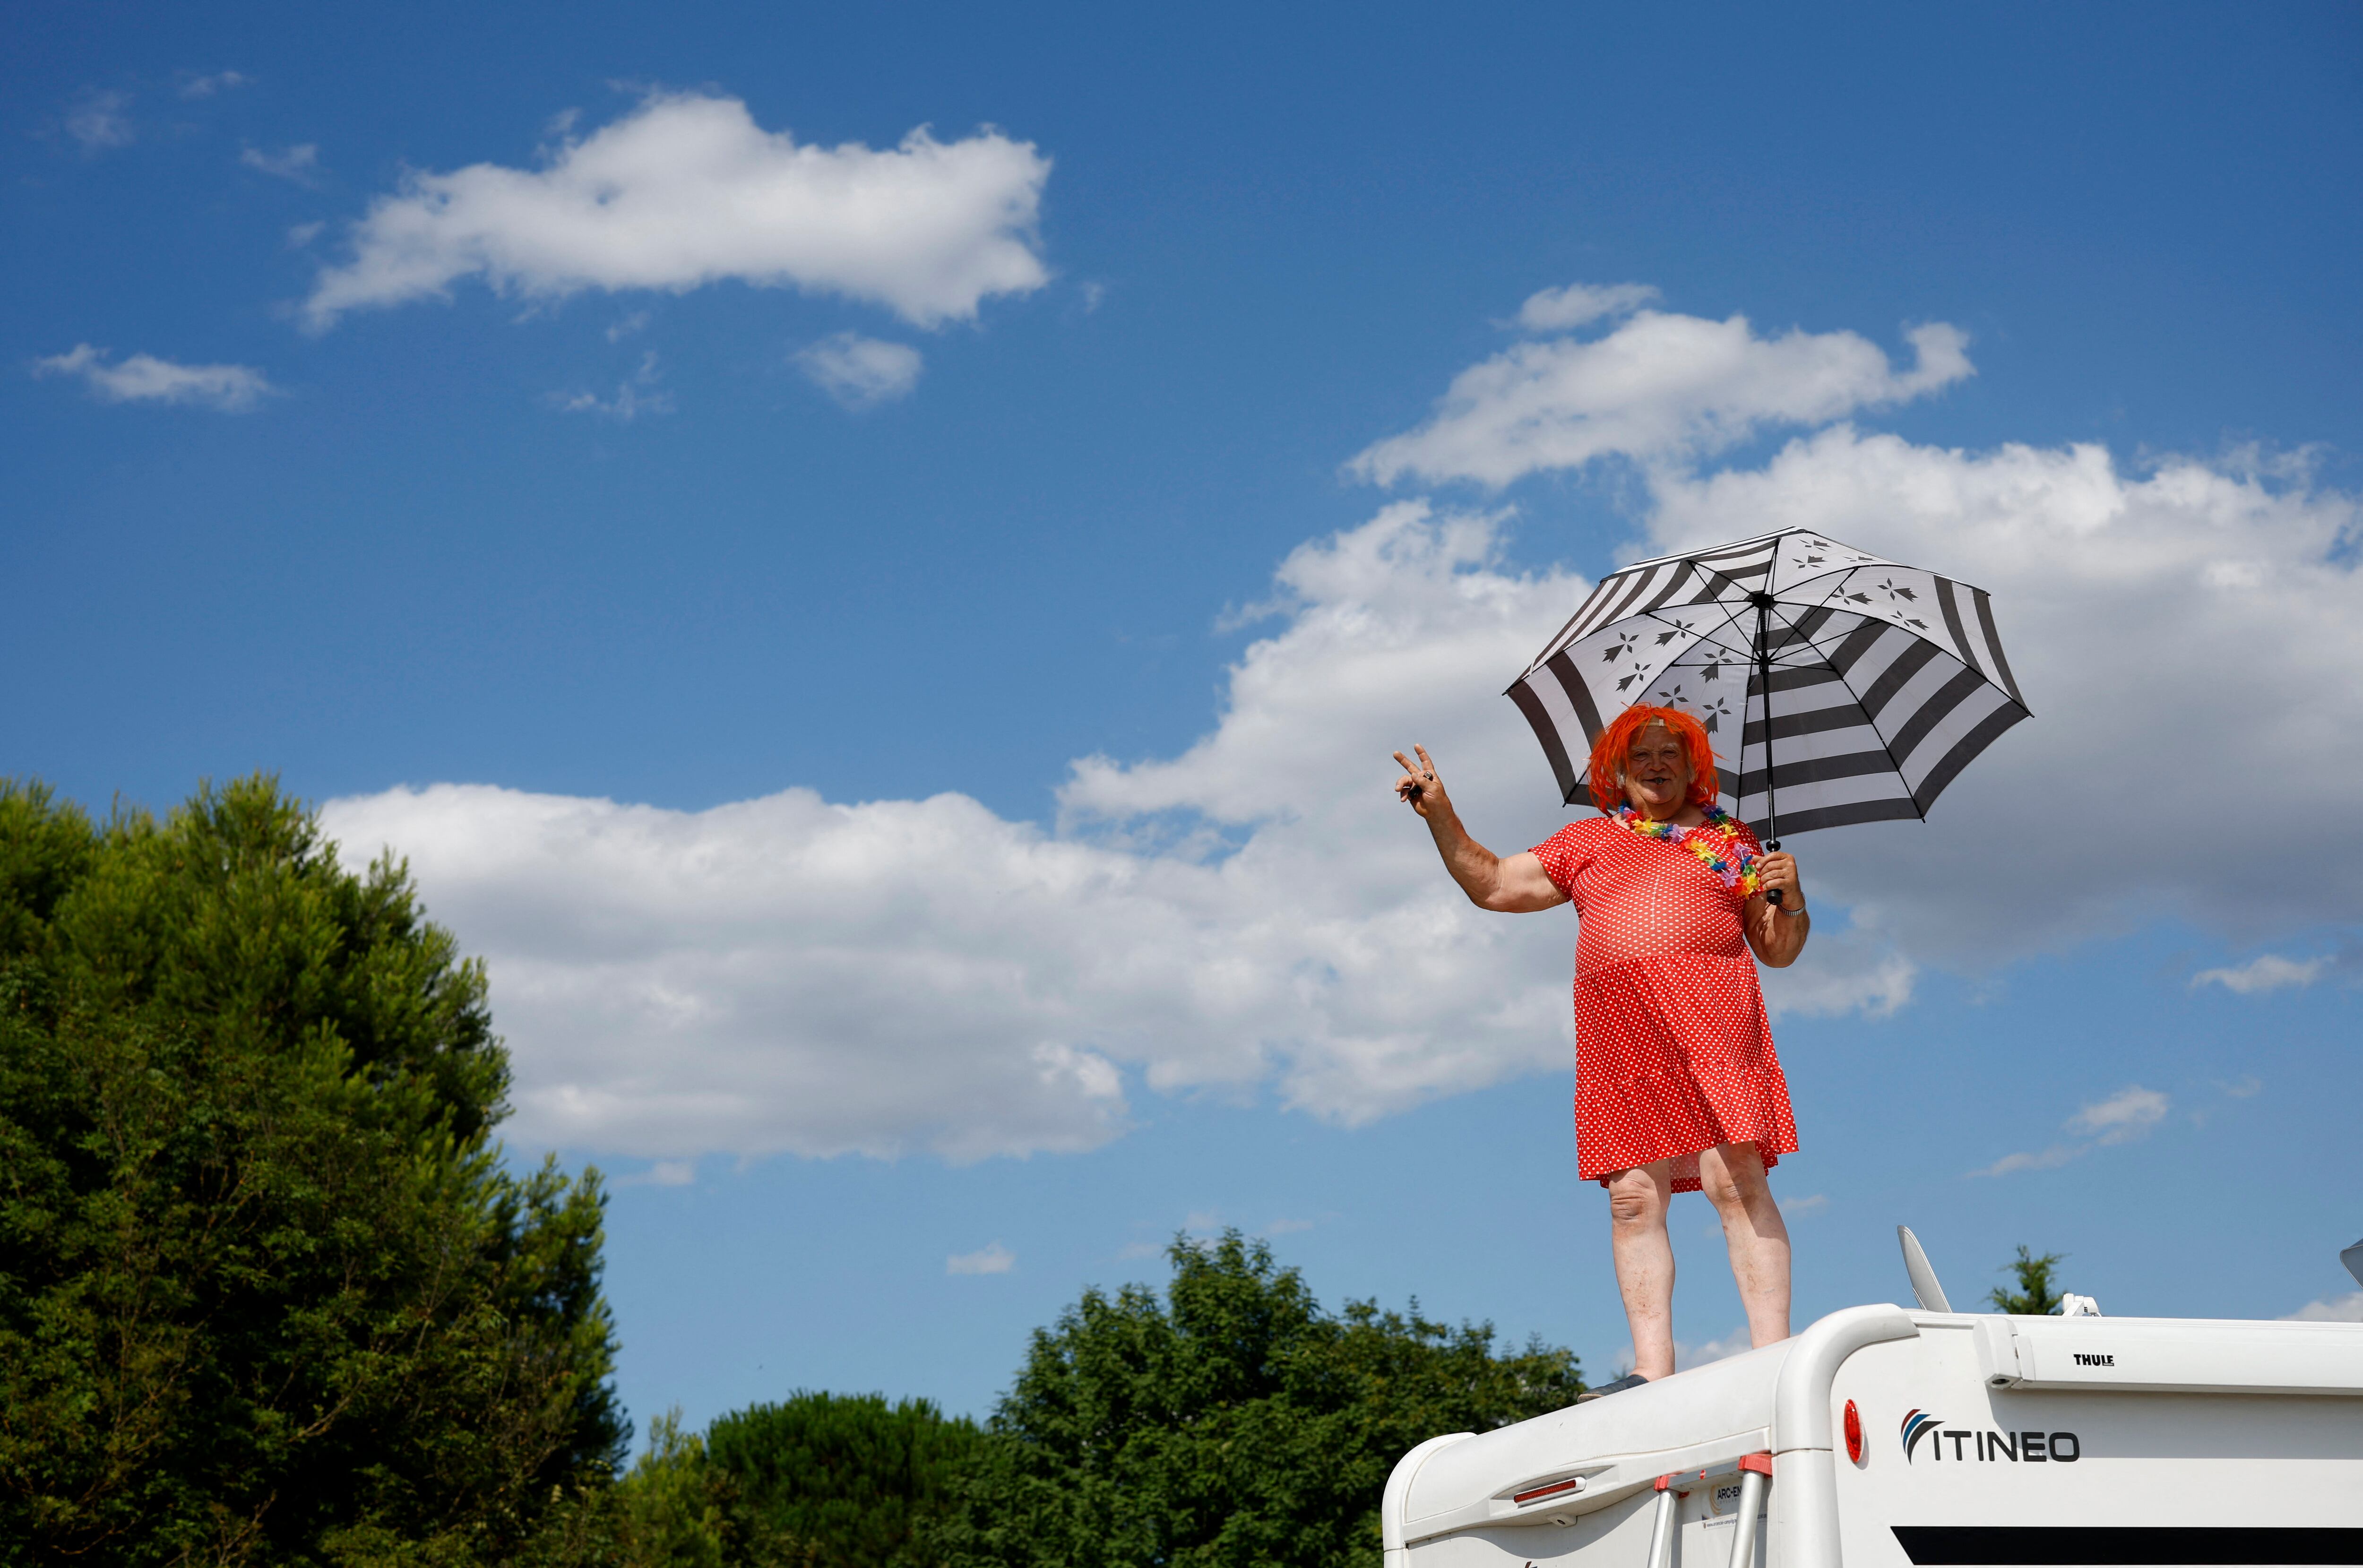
left=1613, top=805, right=1762, bottom=896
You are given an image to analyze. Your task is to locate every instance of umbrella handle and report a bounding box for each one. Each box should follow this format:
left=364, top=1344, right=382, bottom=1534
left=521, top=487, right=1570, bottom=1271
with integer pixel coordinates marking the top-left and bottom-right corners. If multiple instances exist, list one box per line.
left=1762, top=837, right=1784, bottom=906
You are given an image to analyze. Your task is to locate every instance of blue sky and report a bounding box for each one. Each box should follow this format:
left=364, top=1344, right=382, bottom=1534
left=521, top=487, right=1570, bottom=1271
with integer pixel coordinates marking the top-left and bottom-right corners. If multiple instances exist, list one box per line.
left=9, top=1, right=2362, bottom=1438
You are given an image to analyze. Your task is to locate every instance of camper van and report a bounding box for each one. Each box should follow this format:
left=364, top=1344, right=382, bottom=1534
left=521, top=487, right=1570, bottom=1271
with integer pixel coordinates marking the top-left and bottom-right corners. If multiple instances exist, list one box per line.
left=1381, top=1233, right=2363, bottom=1568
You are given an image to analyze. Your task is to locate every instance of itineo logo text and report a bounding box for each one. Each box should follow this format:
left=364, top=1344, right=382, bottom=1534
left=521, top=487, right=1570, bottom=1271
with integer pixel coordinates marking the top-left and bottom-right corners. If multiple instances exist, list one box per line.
left=1900, top=1410, right=2080, bottom=1464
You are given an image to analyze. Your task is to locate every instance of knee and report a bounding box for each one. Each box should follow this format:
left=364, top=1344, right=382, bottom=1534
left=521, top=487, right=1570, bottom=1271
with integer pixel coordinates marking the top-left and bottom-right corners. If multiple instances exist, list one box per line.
left=1701, top=1158, right=1766, bottom=1213
left=1605, top=1177, right=1660, bottom=1229
left=1700, top=1172, right=1748, bottom=1210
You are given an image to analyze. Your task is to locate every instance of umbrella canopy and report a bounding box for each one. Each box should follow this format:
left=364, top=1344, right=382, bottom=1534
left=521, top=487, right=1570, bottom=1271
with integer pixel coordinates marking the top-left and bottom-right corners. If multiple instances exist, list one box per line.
left=1506, top=528, right=2028, bottom=838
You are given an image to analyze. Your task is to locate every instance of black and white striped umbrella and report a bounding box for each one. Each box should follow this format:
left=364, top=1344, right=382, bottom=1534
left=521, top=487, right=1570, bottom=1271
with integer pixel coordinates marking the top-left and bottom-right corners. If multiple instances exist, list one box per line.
left=1505, top=528, right=2028, bottom=839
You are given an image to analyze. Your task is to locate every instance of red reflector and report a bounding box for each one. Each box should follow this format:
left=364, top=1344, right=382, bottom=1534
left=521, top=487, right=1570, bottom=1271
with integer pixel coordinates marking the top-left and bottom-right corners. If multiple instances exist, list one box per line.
left=1513, top=1477, right=1583, bottom=1505
left=1843, top=1399, right=1863, bottom=1465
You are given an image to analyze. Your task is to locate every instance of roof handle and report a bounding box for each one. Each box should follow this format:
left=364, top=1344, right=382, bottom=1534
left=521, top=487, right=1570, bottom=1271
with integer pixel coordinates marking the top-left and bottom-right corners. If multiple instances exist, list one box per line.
left=1898, top=1226, right=1952, bottom=1313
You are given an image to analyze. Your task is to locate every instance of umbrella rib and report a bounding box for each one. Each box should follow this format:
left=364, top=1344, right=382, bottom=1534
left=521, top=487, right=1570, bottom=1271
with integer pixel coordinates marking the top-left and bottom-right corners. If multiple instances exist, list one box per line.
left=1527, top=555, right=1710, bottom=675
left=1618, top=601, right=1761, bottom=713
left=1802, top=615, right=1941, bottom=824
left=1750, top=600, right=1931, bottom=824
left=1614, top=527, right=1793, bottom=575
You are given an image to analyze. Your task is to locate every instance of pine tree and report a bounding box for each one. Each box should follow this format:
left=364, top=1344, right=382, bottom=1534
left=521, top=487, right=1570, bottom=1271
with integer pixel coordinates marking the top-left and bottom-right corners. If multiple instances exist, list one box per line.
left=1989, top=1245, right=2069, bottom=1315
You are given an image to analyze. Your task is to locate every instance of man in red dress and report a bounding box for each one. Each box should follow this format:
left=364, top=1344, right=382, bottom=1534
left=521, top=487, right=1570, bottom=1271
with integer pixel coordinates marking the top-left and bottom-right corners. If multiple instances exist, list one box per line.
left=1393, top=706, right=1811, bottom=1399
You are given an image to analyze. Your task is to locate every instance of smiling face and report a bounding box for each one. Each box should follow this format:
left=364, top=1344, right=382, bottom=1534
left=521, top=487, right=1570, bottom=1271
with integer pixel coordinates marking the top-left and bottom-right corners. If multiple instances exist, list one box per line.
left=1620, top=723, right=1696, bottom=820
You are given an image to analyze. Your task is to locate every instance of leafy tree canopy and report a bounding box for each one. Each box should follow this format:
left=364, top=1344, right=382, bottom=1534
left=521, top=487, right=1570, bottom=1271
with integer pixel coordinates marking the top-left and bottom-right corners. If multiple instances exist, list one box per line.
left=709, top=1392, right=983, bottom=1566
left=930, top=1230, right=1584, bottom=1568
left=1990, top=1245, right=2069, bottom=1315
left=0, top=776, right=626, bottom=1566
left=607, top=1394, right=983, bottom=1568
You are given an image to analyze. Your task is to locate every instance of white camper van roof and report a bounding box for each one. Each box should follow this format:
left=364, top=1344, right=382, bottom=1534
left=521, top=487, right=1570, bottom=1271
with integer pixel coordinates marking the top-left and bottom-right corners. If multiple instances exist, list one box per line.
left=1397, top=1326, right=1792, bottom=1541
left=1387, top=1304, right=2363, bottom=1552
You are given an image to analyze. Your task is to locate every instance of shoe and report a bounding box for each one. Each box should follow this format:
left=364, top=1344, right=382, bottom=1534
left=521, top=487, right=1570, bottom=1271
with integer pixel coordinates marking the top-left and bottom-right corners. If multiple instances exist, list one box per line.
left=1574, top=1373, right=1650, bottom=1404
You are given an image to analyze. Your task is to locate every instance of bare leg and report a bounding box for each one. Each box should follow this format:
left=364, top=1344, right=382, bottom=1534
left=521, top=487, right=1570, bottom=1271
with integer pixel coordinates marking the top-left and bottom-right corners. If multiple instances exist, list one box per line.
left=1697, top=1141, right=1791, bottom=1348
left=1605, top=1162, right=1678, bottom=1381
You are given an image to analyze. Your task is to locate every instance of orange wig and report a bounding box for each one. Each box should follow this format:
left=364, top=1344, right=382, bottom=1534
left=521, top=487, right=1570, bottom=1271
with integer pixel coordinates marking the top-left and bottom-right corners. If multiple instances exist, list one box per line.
left=1587, top=705, right=1723, bottom=814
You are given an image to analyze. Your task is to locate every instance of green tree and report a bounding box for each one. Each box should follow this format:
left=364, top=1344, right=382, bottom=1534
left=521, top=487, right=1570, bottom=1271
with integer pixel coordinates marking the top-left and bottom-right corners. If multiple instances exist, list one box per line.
left=707, top=1391, right=983, bottom=1567
left=1990, top=1245, right=2069, bottom=1315
left=604, top=1394, right=984, bottom=1568
left=931, top=1231, right=1583, bottom=1568
left=614, top=1411, right=735, bottom=1568
left=0, top=776, right=627, bottom=1565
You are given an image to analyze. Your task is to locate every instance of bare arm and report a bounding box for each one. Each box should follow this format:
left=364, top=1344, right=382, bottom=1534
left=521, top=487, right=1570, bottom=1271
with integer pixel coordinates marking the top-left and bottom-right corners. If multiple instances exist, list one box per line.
left=1392, top=746, right=1568, bottom=913
left=1744, top=850, right=1810, bottom=967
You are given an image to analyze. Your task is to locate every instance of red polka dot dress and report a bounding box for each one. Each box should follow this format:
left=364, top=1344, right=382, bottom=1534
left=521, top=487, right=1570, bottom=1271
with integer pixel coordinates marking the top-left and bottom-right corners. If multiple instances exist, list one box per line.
left=1529, top=814, right=1798, bottom=1193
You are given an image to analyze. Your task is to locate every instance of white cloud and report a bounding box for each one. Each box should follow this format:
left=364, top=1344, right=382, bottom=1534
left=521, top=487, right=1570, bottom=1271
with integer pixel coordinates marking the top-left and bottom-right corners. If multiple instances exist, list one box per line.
left=33, top=345, right=276, bottom=411
left=2193, top=953, right=2329, bottom=994
left=1779, top=1193, right=1828, bottom=1218
left=323, top=783, right=1136, bottom=1160
left=302, top=92, right=1051, bottom=331
left=66, top=91, right=134, bottom=151
left=1972, top=1145, right=2082, bottom=1178
left=1515, top=282, right=1660, bottom=332
left=948, top=1241, right=1016, bottom=1275
left=2067, top=1084, right=2169, bottom=1145
left=1264, top=1217, right=1316, bottom=1235
left=1975, top=1086, right=2169, bottom=1176
left=796, top=332, right=923, bottom=407
left=241, top=143, right=320, bottom=184
left=319, top=289, right=2363, bottom=1166
left=553, top=349, right=672, bottom=421
left=1753, top=919, right=1914, bottom=1019
left=612, top=1157, right=696, bottom=1187
left=181, top=71, right=250, bottom=99
left=1676, top=1326, right=1755, bottom=1369
left=2285, top=1292, right=2363, bottom=1323
left=1350, top=303, right=1971, bottom=487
